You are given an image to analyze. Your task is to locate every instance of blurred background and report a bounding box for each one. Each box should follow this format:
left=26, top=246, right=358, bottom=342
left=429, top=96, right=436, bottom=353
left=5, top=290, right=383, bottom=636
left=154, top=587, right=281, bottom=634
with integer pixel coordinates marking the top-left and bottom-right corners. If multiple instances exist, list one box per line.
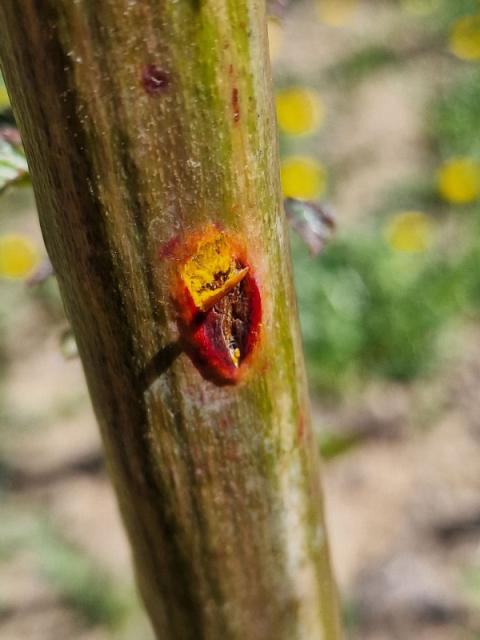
left=1, top=0, right=480, bottom=638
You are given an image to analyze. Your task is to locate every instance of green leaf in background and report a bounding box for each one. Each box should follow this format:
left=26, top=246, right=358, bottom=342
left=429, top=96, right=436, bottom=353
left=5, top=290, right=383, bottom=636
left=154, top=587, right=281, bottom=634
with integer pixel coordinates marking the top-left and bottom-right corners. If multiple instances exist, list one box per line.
left=319, top=430, right=362, bottom=460
left=0, top=75, right=9, bottom=111
left=0, top=136, right=29, bottom=195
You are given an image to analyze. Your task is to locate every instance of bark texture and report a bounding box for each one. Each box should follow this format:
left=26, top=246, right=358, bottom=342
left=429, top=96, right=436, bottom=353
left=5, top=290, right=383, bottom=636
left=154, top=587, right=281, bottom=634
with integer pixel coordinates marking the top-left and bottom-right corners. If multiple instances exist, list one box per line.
left=0, top=2, right=341, bottom=639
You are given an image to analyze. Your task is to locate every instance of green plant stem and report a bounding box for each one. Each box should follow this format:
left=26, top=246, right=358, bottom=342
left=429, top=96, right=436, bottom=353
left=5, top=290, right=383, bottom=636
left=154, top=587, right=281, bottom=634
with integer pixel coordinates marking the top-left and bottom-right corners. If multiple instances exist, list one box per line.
left=0, top=2, right=340, bottom=639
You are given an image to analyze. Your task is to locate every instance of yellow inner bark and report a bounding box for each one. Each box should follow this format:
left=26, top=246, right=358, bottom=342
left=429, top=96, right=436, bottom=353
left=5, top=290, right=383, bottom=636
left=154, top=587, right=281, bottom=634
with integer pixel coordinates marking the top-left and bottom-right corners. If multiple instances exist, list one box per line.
left=181, top=233, right=248, bottom=313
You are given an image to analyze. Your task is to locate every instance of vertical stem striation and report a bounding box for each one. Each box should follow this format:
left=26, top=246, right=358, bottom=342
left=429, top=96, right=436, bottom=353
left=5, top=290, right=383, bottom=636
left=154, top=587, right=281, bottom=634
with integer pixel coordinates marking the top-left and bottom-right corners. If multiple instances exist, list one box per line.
left=0, top=1, right=341, bottom=638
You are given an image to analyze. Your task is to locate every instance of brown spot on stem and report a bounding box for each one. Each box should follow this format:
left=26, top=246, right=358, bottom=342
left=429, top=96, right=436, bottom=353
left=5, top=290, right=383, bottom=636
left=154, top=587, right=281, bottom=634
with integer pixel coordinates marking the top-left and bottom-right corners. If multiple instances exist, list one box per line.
left=231, top=87, right=240, bottom=123
left=142, top=64, right=170, bottom=95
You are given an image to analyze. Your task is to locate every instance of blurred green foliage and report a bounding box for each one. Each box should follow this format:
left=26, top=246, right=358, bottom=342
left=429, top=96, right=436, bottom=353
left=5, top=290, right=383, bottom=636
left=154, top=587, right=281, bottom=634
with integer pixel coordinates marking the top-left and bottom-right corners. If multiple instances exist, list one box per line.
left=424, top=0, right=480, bottom=33
left=319, top=429, right=362, bottom=459
left=289, top=0, right=480, bottom=396
left=430, top=68, right=480, bottom=159
left=40, top=533, right=129, bottom=627
left=325, top=45, right=399, bottom=87
left=295, top=228, right=451, bottom=394
left=0, top=511, right=132, bottom=628
left=293, top=207, right=480, bottom=394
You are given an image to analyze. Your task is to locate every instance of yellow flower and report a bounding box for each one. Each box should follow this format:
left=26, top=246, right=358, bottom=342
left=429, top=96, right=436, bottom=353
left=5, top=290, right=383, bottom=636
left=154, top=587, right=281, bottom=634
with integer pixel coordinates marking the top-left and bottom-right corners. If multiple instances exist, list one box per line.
left=281, top=156, right=327, bottom=199
left=0, top=234, right=39, bottom=279
left=449, top=14, right=480, bottom=61
left=385, top=211, right=432, bottom=253
left=276, top=88, right=325, bottom=136
left=317, top=0, right=358, bottom=27
left=268, top=18, right=283, bottom=62
left=437, top=157, right=480, bottom=204
left=401, top=0, right=440, bottom=16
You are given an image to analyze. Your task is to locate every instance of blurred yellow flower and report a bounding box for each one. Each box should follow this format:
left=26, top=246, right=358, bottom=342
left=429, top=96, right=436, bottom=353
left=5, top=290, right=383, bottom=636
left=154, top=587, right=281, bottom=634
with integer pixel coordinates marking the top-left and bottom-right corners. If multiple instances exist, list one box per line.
left=437, top=157, right=480, bottom=204
left=385, top=211, right=432, bottom=253
left=0, top=234, right=39, bottom=279
left=449, top=14, right=480, bottom=60
left=276, top=88, right=324, bottom=136
left=281, top=156, right=327, bottom=199
left=401, top=0, right=440, bottom=16
left=317, top=0, right=358, bottom=27
left=268, top=18, right=283, bottom=62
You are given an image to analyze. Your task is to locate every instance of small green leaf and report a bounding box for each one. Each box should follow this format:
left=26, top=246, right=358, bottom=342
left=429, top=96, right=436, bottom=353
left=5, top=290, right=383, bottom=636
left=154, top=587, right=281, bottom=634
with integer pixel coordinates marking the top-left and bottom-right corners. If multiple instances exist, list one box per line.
left=319, top=430, right=361, bottom=460
left=60, top=328, right=79, bottom=360
left=0, top=75, right=10, bottom=110
left=0, top=136, right=29, bottom=194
